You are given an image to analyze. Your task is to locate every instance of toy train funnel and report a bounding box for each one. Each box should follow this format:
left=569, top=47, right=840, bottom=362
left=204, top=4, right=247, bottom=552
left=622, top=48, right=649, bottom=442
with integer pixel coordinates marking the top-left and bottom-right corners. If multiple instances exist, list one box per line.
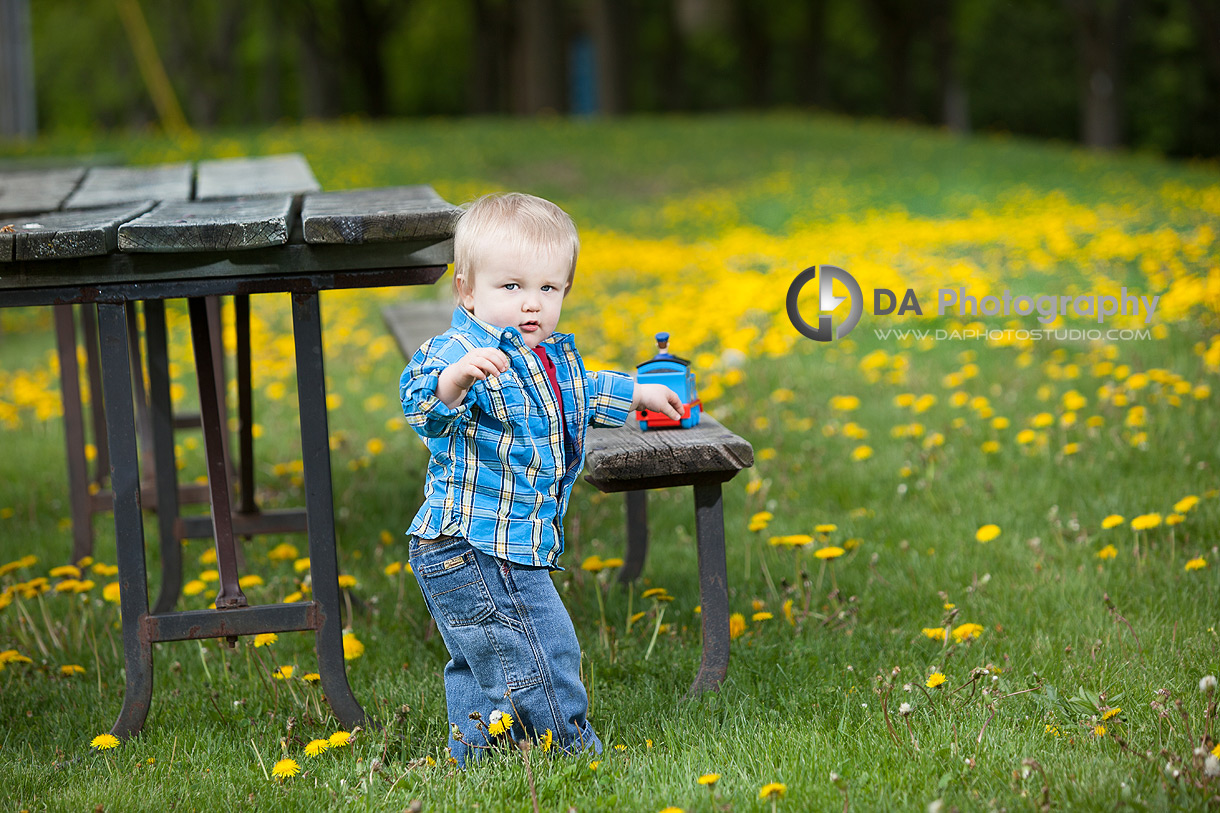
left=635, top=331, right=702, bottom=430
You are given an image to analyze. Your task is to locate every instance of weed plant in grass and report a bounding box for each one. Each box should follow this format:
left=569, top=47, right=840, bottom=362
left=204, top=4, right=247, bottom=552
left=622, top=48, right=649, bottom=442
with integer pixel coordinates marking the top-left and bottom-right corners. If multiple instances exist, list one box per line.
left=1, top=115, right=1218, bottom=811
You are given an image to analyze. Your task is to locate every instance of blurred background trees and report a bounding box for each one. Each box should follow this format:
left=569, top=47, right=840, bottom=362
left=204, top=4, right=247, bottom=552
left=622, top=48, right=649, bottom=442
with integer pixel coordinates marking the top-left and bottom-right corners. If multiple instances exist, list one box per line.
left=4, top=0, right=1218, bottom=157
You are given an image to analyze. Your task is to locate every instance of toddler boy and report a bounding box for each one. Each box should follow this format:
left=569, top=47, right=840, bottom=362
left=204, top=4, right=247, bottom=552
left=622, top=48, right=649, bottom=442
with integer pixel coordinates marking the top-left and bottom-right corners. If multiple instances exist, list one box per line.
left=400, top=193, right=681, bottom=764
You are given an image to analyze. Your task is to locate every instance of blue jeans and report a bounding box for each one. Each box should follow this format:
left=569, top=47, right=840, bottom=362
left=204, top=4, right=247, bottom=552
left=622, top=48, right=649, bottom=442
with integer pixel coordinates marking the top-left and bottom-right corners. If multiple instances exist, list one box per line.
left=408, top=535, right=601, bottom=765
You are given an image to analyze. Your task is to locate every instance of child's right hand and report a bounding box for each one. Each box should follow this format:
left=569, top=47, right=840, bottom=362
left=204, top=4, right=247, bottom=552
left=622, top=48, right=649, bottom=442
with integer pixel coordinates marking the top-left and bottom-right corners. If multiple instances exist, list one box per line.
left=437, top=348, right=510, bottom=407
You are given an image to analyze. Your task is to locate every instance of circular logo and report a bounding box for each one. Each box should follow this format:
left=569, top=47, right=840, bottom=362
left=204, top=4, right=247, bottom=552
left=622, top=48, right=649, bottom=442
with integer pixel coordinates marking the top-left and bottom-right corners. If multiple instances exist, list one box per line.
left=786, top=265, right=863, bottom=342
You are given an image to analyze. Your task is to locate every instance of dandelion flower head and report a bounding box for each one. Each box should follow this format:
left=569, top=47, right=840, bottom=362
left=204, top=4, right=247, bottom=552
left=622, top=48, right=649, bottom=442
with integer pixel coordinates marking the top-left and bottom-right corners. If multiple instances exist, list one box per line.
left=271, top=758, right=301, bottom=779
left=91, top=733, right=120, bottom=751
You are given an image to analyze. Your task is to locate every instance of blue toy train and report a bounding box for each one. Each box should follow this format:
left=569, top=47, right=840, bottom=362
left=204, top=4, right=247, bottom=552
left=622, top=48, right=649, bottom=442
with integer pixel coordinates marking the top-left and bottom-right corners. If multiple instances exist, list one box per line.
left=635, top=332, right=702, bottom=430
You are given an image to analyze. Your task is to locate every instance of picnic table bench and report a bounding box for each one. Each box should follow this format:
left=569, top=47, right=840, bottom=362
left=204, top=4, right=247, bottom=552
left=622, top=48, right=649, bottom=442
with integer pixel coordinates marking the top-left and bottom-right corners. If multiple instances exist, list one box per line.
left=382, top=301, right=754, bottom=697
left=0, top=155, right=460, bottom=738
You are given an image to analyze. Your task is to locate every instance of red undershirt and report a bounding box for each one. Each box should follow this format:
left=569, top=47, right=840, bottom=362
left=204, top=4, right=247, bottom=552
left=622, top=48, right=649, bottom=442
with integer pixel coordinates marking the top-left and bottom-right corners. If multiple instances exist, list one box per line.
left=532, top=345, right=571, bottom=461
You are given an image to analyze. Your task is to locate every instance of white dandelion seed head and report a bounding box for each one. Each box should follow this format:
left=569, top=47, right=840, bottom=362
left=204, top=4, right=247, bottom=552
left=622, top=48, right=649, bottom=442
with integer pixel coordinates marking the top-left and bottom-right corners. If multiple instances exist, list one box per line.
left=1204, top=755, right=1220, bottom=778
left=1199, top=675, right=1217, bottom=695
left=903, top=683, right=913, bottom=692
left=898, top=702, right=913, bottom=716
left=488, top=709, right=504, bottom=724
left=927, top=801, right=944, bottom=813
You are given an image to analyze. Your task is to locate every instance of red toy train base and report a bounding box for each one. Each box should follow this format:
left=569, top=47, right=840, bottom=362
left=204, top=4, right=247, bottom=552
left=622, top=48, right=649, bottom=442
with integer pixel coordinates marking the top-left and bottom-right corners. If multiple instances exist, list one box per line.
left=636, top=399, right=702, bottom=430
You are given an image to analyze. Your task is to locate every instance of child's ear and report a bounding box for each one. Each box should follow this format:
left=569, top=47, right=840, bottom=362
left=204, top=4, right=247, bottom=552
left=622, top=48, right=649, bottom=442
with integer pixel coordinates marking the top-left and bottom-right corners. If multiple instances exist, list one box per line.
left=456, top=274, right=475, bottom=309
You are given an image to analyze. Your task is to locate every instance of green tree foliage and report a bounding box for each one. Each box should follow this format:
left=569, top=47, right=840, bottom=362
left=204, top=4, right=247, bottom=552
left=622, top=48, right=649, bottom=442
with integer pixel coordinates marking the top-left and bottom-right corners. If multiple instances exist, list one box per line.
left=24, top=0, right=1219, bottom=156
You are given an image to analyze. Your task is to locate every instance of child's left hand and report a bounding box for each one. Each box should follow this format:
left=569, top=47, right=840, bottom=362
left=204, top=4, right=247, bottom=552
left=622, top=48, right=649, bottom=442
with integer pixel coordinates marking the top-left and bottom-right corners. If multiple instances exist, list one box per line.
left=632, top=383, right=684, bottom=420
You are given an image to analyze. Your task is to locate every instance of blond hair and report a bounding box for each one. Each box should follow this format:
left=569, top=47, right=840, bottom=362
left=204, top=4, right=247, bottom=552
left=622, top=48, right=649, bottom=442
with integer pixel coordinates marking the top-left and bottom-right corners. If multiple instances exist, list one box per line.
left=452, top=193, right=580, bottom=302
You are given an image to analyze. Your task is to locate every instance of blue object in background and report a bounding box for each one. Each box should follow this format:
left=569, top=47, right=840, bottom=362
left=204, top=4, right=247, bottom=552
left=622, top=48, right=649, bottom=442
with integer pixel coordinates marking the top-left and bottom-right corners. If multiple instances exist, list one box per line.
left=636, top=332, right=701, bottom=430
left=568, top=34, right=598, bottom=116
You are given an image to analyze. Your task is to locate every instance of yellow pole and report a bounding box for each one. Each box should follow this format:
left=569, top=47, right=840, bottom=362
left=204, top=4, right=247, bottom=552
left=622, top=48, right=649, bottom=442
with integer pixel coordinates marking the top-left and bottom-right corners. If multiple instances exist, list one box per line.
left=113, top=0, right=192, bottom=135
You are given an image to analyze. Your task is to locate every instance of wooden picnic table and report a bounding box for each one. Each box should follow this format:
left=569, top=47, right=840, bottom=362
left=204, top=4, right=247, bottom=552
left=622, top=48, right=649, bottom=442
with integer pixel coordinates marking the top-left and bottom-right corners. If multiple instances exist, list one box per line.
left=0, top=154, right=460, bottom=739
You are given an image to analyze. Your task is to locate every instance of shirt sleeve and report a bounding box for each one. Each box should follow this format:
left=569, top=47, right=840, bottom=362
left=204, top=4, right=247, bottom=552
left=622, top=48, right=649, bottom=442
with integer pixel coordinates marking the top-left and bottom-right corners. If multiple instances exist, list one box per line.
left=400, top=337, right=474, bottom=438
left=585, top=370, right=635, bottom=428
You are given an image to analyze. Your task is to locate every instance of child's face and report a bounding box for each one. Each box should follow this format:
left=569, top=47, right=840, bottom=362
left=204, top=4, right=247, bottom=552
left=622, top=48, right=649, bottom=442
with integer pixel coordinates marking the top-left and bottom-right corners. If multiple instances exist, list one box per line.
left=460, top=245, right=570, bottom=349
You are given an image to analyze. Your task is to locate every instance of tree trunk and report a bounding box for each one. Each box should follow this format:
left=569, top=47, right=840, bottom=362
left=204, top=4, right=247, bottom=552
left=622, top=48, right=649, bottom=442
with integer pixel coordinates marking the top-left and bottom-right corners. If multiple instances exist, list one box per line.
left=797, top=0, right=829, bottom=107
left=930, top=0, right=969, bottom=133
left=732, top=0, right=771, bottom=107
left=867, top=0, right=921, bottom=119
left=516, top=0, right=565, bottom=113
left=0, top=0, right=37, bottom=137
left=1065, top=0, right=1131, bottom=150
left=339, top=0, right=393, bottom=117
left=469, top=0, right=512, bottom=114
left=589, top=0, right=631, bottom=114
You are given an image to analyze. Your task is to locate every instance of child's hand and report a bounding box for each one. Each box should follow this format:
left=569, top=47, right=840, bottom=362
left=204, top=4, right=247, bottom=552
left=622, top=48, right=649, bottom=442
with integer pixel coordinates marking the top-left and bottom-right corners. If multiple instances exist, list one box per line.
left=437, top=348, right=510, bottom=407
left=632, top=382, right=684, bottom=421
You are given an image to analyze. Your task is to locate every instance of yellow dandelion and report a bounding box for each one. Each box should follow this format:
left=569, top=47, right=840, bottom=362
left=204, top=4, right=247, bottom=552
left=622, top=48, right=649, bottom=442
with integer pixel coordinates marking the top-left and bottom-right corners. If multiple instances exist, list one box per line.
left=1097, top=544, right=1118, bottom=560
left=283, top=591, right=304, bottom=603
left=271, top=758, right=300, bottom=779
left=814, top=523, right=838, bottom=534
left=729, top=613, right=746, bottom=640
left=304, top=738, right=330, bottom=757
left=253, top=633, right=278, bottom=647
left=581, top=555, right=606, bottom=573
left=814, top=546, right=845, bottom=560
left=658, top=808, right=684, bottom=813
left=183, top=579, right=206, bottom=596
left=753, top=611, right=773, bottom=622
left=328, top=731, right=352, bottom=747
left=642, top=587, right=670, bottom=599
left=851, top=445, right=873, bottom=461
left=384, top=562, right=403, bottom=576
left=103, top=582, right=121, bottom=603
left=1093, top=725, right=1105, bottom=737
left=487, top=710, right=514, bottom=737
left=49, top=565, right=81, bottom=579
left=922, top=627, right=946, bottom=641
left=1166, top=513, right=1185, bottom=526
left=1185, top=557, right=1208, bottom=571
left=268, top=543, right=299, bottom=562
left=975, top=524, right=1001, bottom=543
left=698, top=773, right=720, bottom=785
left=926, top=672, right=947, bottom=688
left=601, top=558, right=624, bottom=569
left=952, top=622, right=984, bottom=643
left=1102, top=707, right=1121, bottom=721
left=1130, top=513, right=1161, bottom=531
left=293, top=558, right=311, bottom=573
left=748, top=511, right=773, bottom=532
left=302, top=673, right=321, bottom=683
left=273, top=665, right=294, bottom=680
left=342, top=631, right=364, bottom=660
left=588, top=761, right=600, bottom=771
left=238, top=574, right=264, bottom=588
left=1101, top=515, right=1124, bottom=529
left=1174, top=495, right=1199, bottom=514
left=759, top=782, right=787, bottom=799
left=61, top=664, right=86, bottom=676
left=199, top=569, right=219, bottom=583
left=337, top=574, right=357, bottom=589
left=91, top=733, right=121, bottom=751
left=540, top=729, right=553, bottom=753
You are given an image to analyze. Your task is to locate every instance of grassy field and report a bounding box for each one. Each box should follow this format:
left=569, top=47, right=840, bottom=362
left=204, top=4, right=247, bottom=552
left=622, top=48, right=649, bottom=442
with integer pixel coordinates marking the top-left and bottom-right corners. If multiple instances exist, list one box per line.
left=1, top=114, right=1219, bottom=811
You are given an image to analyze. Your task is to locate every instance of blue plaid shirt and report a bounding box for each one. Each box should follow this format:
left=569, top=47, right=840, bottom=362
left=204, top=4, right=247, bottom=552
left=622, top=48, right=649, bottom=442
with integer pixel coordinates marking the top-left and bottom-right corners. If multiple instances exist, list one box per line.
left=400, top=307, right=635, bottom=568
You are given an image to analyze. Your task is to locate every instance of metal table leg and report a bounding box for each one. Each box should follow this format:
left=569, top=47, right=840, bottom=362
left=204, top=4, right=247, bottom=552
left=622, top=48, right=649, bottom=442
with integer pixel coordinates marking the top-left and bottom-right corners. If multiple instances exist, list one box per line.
left=97, top=302, right=154, bottom=739
left=292, top=291, right=367, bottom=728
left=54, top=305, right=93, bottom=563
left=686, top=481, right=730, bottom=698
left=145, top=301, right=182, bottom=615
left=188, top=297, right=247, bottom=611
left=618, top=490, right=649, bottom=584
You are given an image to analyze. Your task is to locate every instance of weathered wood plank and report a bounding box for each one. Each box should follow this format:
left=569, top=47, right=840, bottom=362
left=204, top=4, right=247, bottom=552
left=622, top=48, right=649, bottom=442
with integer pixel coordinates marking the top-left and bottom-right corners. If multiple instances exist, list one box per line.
left=117, top=197, right=294, bottom=253
left=585, top=414, right=754, bottom=492
left=0, top=201, right=155, bottom=263
left=301, top=185, right=460, bottom=244
left=381, top=300, right=457, bottom=358
left=0, top=167, right=86, bottom=216
left=66, top=163, right=192, bottom=210
left=196, top=153, right=320, bottom=200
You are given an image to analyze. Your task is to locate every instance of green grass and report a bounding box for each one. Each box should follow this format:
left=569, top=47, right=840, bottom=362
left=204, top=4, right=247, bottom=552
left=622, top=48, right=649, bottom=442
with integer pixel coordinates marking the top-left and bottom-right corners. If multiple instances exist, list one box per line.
left=1, top=114, right=1219, bottom=811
